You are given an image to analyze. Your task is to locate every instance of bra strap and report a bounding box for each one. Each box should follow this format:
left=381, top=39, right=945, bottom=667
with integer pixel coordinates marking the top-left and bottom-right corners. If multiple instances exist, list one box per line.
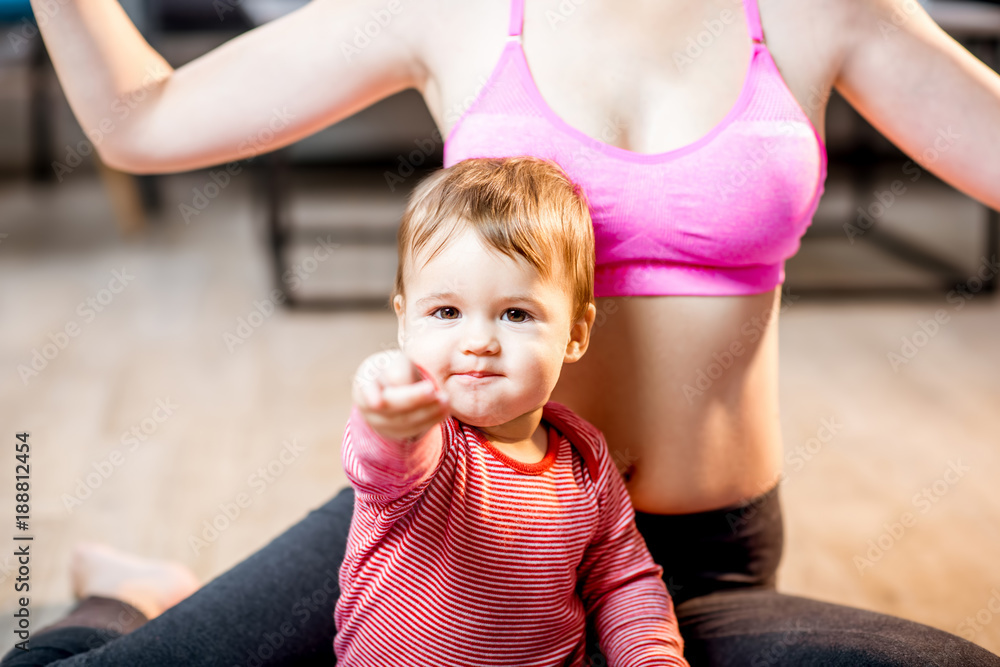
left=508, top=0, right=524, bottom=37
left=743, top=0, right=764, bottom=43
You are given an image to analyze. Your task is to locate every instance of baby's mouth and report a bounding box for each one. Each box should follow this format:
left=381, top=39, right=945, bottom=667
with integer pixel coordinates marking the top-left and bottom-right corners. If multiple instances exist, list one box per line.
left=451, top=370, right=503, bottom=382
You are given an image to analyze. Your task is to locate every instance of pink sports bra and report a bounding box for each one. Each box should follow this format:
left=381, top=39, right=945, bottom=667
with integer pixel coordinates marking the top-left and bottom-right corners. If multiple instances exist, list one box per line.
left=443, top=0, right=828, bottom=297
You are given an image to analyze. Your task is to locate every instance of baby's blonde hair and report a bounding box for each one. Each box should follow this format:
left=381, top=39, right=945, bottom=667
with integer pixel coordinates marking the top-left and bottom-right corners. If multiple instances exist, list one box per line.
left=392, top=157, right=594, bottom=323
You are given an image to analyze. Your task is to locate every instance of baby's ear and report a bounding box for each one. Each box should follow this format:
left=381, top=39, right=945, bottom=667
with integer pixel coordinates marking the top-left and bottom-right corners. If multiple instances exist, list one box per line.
left=565, top=303, right=597, bottom=363
left=393, top=295, right=407, bottom=349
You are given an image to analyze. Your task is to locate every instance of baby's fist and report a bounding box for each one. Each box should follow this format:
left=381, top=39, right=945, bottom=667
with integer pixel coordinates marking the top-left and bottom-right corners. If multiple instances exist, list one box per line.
left=353, top=350, right=419, bottom=407
left=352, top=350, right=448, bottom=441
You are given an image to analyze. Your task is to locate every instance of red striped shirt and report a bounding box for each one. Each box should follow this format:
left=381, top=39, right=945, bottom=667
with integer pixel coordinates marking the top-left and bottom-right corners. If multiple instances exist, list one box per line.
left=334, top=401, right=687, bottom=667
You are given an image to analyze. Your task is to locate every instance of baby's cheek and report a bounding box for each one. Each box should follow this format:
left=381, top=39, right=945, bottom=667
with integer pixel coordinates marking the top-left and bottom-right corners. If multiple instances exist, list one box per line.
left=533, top=341, right=567, bottom=380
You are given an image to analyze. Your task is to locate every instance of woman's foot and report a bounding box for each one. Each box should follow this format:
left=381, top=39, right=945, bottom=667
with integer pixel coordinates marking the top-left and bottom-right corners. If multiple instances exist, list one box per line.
left=70, top=542, right=200, bottom=620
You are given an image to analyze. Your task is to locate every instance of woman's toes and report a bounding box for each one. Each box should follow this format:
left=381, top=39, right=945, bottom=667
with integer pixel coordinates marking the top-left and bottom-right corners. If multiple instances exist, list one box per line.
left=70, top=542, right=200, bottom=620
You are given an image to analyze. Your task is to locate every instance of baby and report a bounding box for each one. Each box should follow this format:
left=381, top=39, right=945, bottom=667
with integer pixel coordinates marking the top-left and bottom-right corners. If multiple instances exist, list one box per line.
left=334, top=156, right=687, bottom=666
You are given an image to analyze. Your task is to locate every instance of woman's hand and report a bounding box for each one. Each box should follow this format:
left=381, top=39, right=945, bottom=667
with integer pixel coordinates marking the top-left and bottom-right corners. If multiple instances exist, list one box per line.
left=352, top=350, right=449, bottom=442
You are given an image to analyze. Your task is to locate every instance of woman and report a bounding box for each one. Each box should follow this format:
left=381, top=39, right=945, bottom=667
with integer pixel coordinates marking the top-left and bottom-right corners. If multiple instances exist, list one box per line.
left=9, top=0, right=1000, bottom=664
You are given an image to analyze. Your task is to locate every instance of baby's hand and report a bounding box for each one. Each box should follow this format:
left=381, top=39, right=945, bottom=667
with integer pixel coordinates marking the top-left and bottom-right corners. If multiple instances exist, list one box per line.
left=352, top=350, right=449, bottom=442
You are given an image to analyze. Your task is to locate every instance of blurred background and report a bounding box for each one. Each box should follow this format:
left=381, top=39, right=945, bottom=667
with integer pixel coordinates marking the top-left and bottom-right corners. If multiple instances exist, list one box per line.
left=0, top=0, right=999, bottom=657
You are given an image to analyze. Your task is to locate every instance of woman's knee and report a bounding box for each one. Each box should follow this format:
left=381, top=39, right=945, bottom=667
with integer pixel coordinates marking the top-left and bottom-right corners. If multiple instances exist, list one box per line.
left=677, top=589, right=1000, bottom=666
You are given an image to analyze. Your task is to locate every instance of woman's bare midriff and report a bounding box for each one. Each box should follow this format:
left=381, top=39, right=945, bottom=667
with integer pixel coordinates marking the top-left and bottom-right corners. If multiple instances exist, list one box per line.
left=550, top=290, right=787, bottom=514
left=416, top=0, right=842, bottom=514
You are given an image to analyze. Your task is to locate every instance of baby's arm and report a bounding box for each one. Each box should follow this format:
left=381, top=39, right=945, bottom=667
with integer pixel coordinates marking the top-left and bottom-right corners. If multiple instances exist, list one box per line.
left=342, top=351, right=449, bottom=504
left=576, top=440, right=688, bottom=667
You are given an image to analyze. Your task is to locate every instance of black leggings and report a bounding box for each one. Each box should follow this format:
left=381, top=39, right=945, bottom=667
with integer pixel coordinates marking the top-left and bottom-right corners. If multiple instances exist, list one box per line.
left=4, top=485, right=999, bottom=666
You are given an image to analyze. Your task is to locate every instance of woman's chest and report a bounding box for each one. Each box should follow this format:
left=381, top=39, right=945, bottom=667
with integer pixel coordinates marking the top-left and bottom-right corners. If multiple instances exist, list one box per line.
left=422, top=0, right=838, bottom=154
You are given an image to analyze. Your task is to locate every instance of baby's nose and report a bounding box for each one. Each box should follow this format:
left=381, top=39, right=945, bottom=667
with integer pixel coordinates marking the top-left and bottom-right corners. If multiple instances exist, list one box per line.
left=461, top=322, right=500, bottom=355
left=464, top=341, right=499, bottom=355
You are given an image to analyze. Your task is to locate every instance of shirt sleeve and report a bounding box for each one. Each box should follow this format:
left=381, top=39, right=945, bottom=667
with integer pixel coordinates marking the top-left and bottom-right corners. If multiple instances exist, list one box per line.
left=576, top=438, right=688, bottom=667
left=341, top=404, right=445, bottom=504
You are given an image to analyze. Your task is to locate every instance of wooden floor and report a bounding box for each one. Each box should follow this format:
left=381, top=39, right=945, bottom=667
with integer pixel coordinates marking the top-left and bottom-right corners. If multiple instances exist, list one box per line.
left=1, top=169, right=998, bottom=657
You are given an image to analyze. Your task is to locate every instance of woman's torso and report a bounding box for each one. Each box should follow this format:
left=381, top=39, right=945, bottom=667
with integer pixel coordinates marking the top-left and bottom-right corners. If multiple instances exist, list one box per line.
left=413, top=0, right=844, bottom=513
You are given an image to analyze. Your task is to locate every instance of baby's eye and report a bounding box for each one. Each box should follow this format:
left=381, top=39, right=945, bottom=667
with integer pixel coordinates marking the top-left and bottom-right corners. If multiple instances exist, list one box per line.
left=503, top=309, right=531, bottom=323
left=433, top=306, right=460, bottom=320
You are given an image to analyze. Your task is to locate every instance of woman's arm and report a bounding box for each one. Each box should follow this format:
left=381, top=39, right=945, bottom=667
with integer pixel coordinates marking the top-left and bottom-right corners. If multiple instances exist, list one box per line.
left=31, top=0, right=428, bottom=174
left=833, top=0, right=1000, bottom=210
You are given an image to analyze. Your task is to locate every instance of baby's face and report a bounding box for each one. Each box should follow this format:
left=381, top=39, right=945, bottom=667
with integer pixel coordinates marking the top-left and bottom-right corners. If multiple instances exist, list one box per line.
left=394, top=227, right=588, bottom=429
